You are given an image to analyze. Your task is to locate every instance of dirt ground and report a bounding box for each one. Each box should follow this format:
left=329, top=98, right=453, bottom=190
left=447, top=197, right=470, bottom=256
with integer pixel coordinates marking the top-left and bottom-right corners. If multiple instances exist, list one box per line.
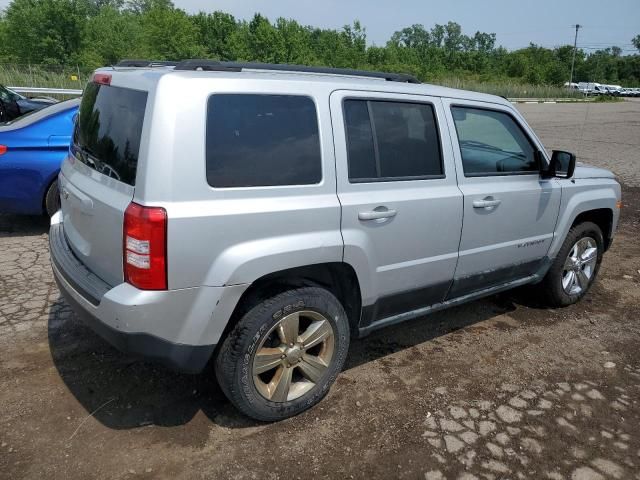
left=1, top=100, right=639, bottom=480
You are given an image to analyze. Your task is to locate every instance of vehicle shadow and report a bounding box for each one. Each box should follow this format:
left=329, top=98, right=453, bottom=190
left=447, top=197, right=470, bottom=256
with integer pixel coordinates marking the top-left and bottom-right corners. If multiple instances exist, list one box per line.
left=47, top=292, right=528, bottom=430
left=0, top=214, right=49, bottom=237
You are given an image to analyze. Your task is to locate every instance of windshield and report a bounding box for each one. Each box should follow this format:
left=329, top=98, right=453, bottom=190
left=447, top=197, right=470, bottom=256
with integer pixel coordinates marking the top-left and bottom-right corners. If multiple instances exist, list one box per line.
left=0, top=98, right=80, bottom=130
left=0, top=85, right=24, bottom=101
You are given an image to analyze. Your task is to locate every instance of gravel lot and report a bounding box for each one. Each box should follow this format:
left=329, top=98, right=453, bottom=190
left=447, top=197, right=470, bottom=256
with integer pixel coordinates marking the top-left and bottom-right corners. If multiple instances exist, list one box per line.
left=1, top=99, right=639, bottom=480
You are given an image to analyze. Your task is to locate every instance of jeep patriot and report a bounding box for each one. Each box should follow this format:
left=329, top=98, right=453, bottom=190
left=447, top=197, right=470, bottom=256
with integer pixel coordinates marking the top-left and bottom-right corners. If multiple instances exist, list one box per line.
left=50, top=61, right=621, bottom=421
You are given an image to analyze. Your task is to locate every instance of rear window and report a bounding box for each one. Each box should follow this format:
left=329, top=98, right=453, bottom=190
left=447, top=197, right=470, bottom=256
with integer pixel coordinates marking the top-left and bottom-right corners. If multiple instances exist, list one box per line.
left=206, top=94, right=321, bottom=188
left=72, top=82, right=148, bottom=186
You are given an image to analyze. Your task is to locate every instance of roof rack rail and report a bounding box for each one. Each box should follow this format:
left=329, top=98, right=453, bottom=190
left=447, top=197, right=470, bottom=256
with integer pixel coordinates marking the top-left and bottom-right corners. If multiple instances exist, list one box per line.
left=173, top=60, right=420, bottom=84
left=115, top=59, right=178, bottom=68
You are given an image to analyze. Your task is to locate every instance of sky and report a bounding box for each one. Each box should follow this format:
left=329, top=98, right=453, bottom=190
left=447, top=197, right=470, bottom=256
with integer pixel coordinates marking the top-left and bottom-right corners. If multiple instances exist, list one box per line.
left=0, top=0, right=638, bottom=53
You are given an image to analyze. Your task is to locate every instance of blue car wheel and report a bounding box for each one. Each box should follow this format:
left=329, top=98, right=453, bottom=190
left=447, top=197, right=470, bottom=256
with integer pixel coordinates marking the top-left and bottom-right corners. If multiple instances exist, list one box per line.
left=45, top=180, right=61, bottom=217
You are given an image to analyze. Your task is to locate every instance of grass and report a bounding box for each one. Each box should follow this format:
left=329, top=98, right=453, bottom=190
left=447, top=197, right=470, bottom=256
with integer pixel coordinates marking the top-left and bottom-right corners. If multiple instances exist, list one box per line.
left=594, top=95, right=624, bottom=102
left=435, top=77, right=585, bottom=99
left=0, top=64, right=587, bottom=99
left=0, top=64, right=87, bottom=90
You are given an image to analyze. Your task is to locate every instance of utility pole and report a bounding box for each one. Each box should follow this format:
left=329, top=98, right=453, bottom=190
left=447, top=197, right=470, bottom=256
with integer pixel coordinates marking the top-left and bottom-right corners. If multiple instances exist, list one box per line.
left=569, top=24, right=582, bottom=87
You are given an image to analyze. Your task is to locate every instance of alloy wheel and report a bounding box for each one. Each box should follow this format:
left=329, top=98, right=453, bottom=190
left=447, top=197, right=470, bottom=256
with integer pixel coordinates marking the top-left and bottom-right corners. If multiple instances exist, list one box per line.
left=252, top=310, right=335, bottom=402
left=562, top=237, right=598, bottom=295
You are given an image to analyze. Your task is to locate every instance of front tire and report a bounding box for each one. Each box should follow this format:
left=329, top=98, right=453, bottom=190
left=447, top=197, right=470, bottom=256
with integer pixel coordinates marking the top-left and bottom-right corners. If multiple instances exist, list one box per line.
left=539, top=222, right=603, bottom=307
left=215, top=287, right=350, bottom=421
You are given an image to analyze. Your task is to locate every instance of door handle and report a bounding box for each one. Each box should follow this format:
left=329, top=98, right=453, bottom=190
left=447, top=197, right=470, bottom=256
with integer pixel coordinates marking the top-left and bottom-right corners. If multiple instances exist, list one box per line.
left=472, top=198, right=501, bottom=209
left=358, top=208, right=397, bottom=221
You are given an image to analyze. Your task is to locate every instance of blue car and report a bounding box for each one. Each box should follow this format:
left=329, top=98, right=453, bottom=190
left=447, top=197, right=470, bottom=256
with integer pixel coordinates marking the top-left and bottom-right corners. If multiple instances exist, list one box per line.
left=0, top=98, right=80, bottom=216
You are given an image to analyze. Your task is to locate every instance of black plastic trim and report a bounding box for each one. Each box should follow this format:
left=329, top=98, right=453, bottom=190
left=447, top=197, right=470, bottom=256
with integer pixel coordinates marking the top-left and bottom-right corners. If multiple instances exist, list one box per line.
left=446, top=258, right=545, bottom=299
left=359, top=281, right=452, bottom=329
left=357, top=257, right=553, bottom=337
left=358, top=274, right=538, bottom=337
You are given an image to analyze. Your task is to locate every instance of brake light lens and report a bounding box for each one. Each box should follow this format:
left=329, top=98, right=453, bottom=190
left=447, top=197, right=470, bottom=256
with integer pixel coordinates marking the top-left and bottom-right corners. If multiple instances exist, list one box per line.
left=92, top=73, right=112, bottom=85
left=123, top=202, right=167, bottom=290
left=0, top=145, right=7, bottom=156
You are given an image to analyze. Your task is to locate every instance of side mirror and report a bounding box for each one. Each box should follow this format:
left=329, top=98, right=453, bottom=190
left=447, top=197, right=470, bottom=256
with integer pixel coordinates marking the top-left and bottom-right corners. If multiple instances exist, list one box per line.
left=543, top=150, right=576, bottom=179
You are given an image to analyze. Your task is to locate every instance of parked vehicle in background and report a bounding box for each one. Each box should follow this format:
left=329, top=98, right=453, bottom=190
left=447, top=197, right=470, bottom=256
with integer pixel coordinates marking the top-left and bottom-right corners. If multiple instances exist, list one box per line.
left=50, top=61, right=621, bottom=421
left=577, top=82, right=600, bottom=95
left=0, top=84, right=57, bottom=123
left=0, top=98, right=80, bottom=216
left=603, top=85, right=623, bottom=96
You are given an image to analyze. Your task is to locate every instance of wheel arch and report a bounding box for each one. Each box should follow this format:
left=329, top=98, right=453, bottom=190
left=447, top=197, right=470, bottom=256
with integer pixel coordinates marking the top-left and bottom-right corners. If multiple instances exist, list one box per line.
left=220, top=262, right=363, bottom=342
left=570, top=208, right=614, bottom=251
left=549, top=185, right=619, bottom=259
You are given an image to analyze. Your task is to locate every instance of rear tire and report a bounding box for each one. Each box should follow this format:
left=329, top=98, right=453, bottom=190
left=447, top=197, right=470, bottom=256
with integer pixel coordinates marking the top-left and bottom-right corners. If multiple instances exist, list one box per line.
left=44, top=180, right=61, bottom=217
left=538, top=222, right=603, bottom=307
left=215, top=287, right=350, bottom=422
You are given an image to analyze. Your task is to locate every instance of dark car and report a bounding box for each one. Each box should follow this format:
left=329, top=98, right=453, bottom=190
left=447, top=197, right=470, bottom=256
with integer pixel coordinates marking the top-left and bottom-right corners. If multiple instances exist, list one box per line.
left=0, top=84, right=57, bottom=123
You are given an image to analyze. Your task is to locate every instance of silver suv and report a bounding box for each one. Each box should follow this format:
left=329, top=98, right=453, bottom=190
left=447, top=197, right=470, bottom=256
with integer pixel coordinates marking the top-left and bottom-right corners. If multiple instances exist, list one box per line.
left=50, top=61, right=621, bottom=421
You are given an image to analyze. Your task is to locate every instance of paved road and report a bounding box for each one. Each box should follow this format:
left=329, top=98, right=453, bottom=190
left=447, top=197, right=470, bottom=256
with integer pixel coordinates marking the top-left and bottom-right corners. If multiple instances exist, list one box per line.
left=517, top=98, right=640, bottom=187
left=1, top=101, right=639, bottom=480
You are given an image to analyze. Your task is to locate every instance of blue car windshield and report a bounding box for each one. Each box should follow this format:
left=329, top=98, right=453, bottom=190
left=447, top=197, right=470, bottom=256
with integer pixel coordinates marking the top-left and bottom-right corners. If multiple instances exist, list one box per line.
left=0, top=98, right=80, bottom=130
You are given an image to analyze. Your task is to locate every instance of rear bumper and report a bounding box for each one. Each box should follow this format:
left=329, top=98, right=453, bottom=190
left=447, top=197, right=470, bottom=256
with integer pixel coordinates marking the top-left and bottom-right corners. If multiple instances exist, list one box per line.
left=49, top=217, right=230, bottom=374
left=53, top=270, right=215, bottom=373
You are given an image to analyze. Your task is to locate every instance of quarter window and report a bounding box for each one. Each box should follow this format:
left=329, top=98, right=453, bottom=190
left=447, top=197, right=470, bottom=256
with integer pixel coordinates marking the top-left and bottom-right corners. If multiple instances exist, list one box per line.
left=206, top=94, right=321, bottom=188
left=451, top=107, right=538, bottom=176
left=344, top=99, right=443, bottom=182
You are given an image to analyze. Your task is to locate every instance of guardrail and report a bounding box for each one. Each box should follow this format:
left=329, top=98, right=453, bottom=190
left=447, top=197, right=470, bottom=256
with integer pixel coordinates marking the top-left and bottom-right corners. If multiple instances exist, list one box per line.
left=508, top=97, right=594, bottom=103
left=8, top=86, right=83, bottom=96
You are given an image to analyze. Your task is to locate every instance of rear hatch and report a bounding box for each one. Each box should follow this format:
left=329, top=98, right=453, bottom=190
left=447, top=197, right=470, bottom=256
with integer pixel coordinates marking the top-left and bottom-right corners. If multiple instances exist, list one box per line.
left=60, top=79, right=148, bottom=286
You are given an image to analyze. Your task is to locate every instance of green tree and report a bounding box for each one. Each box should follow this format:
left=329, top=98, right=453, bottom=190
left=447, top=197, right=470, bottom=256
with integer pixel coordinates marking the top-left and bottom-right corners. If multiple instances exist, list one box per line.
left=191, top=11, right=238, bottom=60
left=80, top=7, right=142, bottom=67
left=140, top=5, right=205, bottom=59
left=126, top=0, right=172, bottom=14
left=246, top=13, right=282, bottom=63
left=0, top=14, right=9, bottom=60
left=0, top=1, right=638, bottom=87
left=3, top=0, right=91, bottom=64
left=274, top=17, right=315, bottom=64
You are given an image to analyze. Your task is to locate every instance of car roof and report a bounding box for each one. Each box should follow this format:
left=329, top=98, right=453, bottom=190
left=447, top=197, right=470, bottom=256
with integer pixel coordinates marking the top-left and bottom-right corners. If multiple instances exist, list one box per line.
left=97, top=66, right=511, bottom=107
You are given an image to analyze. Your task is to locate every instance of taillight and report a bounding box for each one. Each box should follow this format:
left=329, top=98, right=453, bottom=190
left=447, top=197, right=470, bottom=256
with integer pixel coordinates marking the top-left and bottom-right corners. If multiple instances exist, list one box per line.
left=92, top=73, right=112, bottom=85
left=0, top=145, right=7, bottom=156
left=123, top=202, right=167, bottom=290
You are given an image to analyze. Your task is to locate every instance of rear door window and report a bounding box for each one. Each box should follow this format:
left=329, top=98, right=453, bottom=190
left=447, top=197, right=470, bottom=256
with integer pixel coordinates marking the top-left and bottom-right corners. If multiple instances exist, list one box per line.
left=72, top=82, right=148, bottom=186
left=206, top=94, right=321, bottom=188
left=344, top=99, right=443, bottom=182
